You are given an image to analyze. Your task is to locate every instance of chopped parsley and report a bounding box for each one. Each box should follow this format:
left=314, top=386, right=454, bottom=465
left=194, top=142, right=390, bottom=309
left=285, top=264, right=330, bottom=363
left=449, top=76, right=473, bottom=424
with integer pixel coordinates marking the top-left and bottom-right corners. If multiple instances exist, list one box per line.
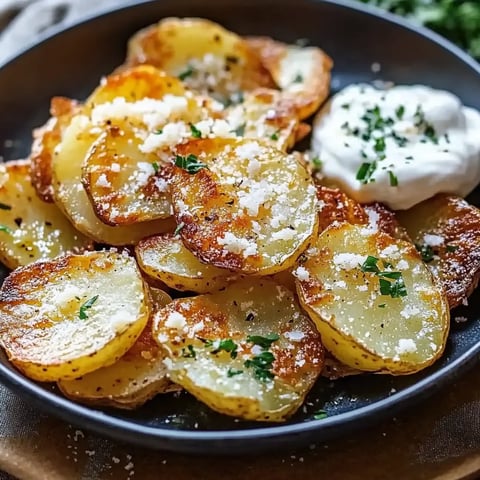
left=388, top=170, right=398, bottom=186
left=244, top=351, right=275, bottom=382
left=206, top=338, right=238, bottom=359
left=227, top=368, right=243, bottom=377
left=293, top=73, right=304, bottom=83
left=313, top=409, right=328, bottom=420
left=414, top=105, right=438, bottom=143
left=246, top=333, right=279, bottom=349
left=233, top=123, right=246, bottom=137
left=360, top=256, right=407, bottom=298
left=174, top=222, right=185, bottom=236
left=415, top=243, right=435, bottom=263
left=0, top=225, right=12, bottom=234
left=0, top=203, right=11, bottom=211
left=79, top=295, right=99, bottom=320
left=312, top=156, right=323, bottom=171
left=446, top=244, right=459, bottom=253
left=152, top=162, right=160, bottom=174
left=155, top=128, right=163, bottom=135
left=178, top=65, right=195, bottom=81
left=182, top=345, right=196, bottom=358
left=356, top=161, right=377, bottom=184
left=270, top=130, right=280, bottom=141
left=341, top=103, right=350, bottom=110
left=190, top=124, right=202, bottom=138
left=379, top=276, right=407, bottom=298
left=395, top=105, right=405, bottom=120
left=174, top=154, right=208, bottom=174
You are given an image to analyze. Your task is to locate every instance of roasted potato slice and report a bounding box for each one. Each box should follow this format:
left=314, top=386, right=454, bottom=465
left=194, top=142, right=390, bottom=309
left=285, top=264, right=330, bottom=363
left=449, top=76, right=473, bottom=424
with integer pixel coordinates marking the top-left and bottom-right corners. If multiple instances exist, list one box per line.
left=152, top=277, right=324, bottom=421
left=125, top=18, right=274, bottom=103
left=316, top=185, right=368, bottom=232
left=30, top=97, right=79, bottom=202
left=363, top=203, right=411, bottom=242
left=84, top=65, right=186, bottom=113
left=397, top=194, right=480, bottom=309
left=296, top=223, right=449, bottom=374
left=135, top=234, right=238, bottom=293
left=321, top=354, right=363, bottom=380
left=0, top=251, right=150, bottom=382
left=58, top=288, right=177, bottom=409
left=225, top=88, right=301, bottom=151
left=0, top=160, right=91, bottom=269
left=169, top=138, right=318, bottom=274
left=82, top=123, right=173, bottom=226
left=246, top=37, right=332, bottom=119
left=53, top=115, right=174, bottom=244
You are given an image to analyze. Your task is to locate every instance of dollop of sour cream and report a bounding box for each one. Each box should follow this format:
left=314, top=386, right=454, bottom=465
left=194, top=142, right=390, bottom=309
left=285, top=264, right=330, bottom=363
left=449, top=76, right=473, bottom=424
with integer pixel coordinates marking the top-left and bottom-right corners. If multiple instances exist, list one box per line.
left=311, top=84, right=480, bottom=209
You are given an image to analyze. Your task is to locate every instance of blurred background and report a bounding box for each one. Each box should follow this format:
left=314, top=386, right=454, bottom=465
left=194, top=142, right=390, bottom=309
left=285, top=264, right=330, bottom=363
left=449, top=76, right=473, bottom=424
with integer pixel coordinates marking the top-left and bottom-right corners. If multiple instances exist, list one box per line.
left=1, top=0, right=479, bottom=65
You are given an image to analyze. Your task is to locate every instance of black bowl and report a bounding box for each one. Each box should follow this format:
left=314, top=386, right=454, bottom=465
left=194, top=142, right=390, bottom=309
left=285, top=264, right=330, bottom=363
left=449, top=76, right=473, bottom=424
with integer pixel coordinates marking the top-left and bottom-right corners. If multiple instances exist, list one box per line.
left=0, top=0, right=479, bottom=454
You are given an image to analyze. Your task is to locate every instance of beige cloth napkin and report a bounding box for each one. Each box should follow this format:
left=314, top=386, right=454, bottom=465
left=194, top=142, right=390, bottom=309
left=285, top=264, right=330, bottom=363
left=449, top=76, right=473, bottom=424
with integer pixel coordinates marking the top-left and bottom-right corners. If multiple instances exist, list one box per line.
left=0, top=365, right=479, bottom=480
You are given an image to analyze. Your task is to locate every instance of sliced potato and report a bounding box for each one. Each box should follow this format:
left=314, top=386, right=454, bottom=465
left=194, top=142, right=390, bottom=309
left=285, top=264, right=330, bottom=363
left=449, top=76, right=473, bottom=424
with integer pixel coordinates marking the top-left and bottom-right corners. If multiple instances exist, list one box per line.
left=246, top=37, right=332, bottom=119
left=84, top=65, right=186, bottom=113
left=296, top=223, right=449, bottom=374
left=169, top=138, right=318, bottom=274
left=363, top=203, right=410, bottom=242
left=225, top=88, right=301, bottom=151
left=58, top=287, right=177, bottom=409
left=135, top=234, right=238, bottom=293
left=316, top=185, right=368, bottom=232
left=82, top=123, right=173, bottom=226
left=30, top=97, right=79, bottom=202
left=152, top=277, right=324, bottom=421
left=321, top=354, right=363, bottom=380
left=125, top=18, right=274, bottom=102
left=397, top=194, right=480, bottom=308
left=0, top=159, right=92, bottom=269
left=0, top=251, right=150, bottom=382
left=53, top=115, right=174, bottom=244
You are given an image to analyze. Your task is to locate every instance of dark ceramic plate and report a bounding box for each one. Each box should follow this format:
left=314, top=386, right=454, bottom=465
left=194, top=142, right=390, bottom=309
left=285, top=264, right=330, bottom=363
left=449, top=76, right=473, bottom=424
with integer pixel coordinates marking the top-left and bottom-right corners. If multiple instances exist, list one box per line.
left=0, top=0, right=479, bottom=455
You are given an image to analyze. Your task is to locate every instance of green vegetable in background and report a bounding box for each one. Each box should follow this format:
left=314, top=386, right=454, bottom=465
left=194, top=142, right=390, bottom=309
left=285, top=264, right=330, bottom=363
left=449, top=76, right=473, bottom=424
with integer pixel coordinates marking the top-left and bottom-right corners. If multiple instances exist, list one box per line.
left=359, top=0, right=480, bottom=60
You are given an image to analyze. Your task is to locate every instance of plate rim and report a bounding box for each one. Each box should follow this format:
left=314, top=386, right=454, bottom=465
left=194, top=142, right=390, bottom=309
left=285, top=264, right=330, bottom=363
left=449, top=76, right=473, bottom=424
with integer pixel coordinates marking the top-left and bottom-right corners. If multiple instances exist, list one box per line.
left=0, top=0, right=479, bottom=450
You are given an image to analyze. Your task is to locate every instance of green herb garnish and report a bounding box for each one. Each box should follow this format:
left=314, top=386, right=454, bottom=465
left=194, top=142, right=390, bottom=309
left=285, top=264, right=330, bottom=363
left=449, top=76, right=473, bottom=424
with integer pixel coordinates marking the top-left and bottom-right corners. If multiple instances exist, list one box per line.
left=293, top=73, right=303, bottom=83
left=446, top=244, right=459, bottom=253
left=152, top=162, right=160, bottom=174
left=178, top=66, right=195, bottom=81
left=182, top=345, right=196, bottom=358
left=190, top=124, right=202, bottom=138
left=0, top=225, right=12, bottom=234
left=313, top=410, right=328, bottom=420
left=174, top=154, right=208, bottom=174
left=227, top=368, right=244, bottom=377
left=244, top=351, right=275, bottom=382
left=360, top=255, right=380, bottom=273
left=270, top=130, right=280, bottom=141
left=415, top=243, right=435, bottom=263
left=233, top=123, right=246, bottom=137
left=246, top=333, right=279, bottom=349
left=356, top=161, right=377, bottom=184
left=174, top=222, right=185, bottom=236
left=395, top=105, right=405, bottom=120
left=388, top=171, right=398, bottom=186
left=207, top=339, right=238, bottom=359
left=79, top=295, right=99, bottom=320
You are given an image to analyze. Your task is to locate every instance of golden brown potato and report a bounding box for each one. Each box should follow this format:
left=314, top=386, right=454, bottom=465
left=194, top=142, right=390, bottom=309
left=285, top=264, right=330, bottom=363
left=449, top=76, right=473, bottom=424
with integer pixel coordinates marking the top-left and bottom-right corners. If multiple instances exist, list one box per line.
left=224, top=88, right=301, bottom=151
left=0, top=251, right=150, bottom=382
left=296, top=222, right=450, bottom=375
left=53, top=115, right=175, bottom=244
left=82, top=122, right=173, bottom=226
left=168, top=138, right=318, bottom=274
left=30, top=97, right=79, bottom=203
left=0, top=159, right=92, bottom=269
left=135, top=234, right=238, bottom=293
left=84, top=65, right=186, bottom=112
left=152, top=277, right=324, bottom=421
left=246, top=36, right=332, bottom=119
left=58, top=288, right=178, bottom=409
left=125, top=18, right=274, bottom=103
left=397, top=194, right=480, bottom=309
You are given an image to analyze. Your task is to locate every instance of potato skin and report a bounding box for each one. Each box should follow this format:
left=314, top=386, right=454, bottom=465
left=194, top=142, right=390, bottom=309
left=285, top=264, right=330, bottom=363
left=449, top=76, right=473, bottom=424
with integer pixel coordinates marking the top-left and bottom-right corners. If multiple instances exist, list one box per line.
left=397, top=194, right=480, bottom=309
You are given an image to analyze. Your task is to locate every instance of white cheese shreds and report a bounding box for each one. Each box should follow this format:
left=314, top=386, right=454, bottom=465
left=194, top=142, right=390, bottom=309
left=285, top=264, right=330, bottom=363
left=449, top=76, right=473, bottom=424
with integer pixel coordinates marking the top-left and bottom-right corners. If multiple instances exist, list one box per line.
left=165, top=311, right=187, bottom=329
left=217, top=232, right=258, bottom=257
left=333, top=253, right=365, bottom=270
left=293, top=266, right=310, bottom=281
left=423, top=233, right=444, bottom=247
left=95, top=173, right=111, bottom=188
left=396, top=338, right=417, bottom=354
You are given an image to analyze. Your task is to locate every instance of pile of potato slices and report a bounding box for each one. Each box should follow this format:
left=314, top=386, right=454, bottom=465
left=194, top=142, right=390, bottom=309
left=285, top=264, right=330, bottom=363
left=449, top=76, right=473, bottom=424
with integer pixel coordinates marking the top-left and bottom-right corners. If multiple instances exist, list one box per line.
left=0, top=18, right=479, bottom=423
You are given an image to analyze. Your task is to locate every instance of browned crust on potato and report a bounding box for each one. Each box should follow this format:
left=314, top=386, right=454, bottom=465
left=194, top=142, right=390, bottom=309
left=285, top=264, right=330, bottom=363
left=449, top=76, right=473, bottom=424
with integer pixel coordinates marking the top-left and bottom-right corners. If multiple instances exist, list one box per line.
left=30, top=97, right=79, bottom=203
left=397, top=194, right=480, bottom=309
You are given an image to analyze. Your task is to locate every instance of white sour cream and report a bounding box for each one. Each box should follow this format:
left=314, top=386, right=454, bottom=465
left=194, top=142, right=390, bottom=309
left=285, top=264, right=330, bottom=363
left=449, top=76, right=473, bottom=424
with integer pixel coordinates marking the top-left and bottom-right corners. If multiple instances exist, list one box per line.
left=311, top=84, right=480, bottom=209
